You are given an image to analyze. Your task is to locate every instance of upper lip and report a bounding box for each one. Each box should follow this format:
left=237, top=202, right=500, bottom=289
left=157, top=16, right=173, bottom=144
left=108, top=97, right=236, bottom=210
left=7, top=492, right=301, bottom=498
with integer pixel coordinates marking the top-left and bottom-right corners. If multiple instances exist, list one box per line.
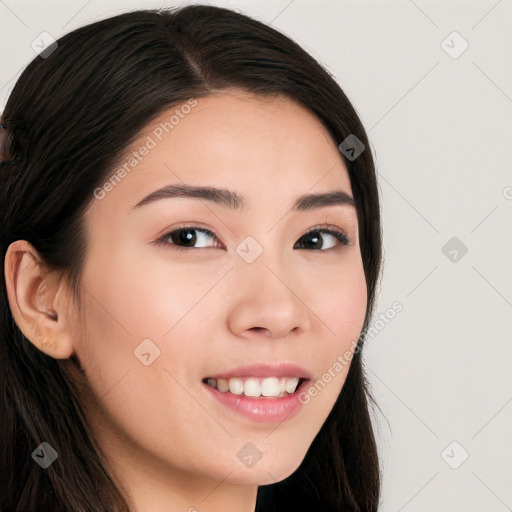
left=204, top=362, right=312, bottom=381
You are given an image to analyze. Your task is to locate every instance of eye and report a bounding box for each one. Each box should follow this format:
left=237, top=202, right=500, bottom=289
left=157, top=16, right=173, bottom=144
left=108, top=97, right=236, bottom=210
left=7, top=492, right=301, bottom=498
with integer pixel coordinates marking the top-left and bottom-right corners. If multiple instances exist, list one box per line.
left=156, top=227, right=222, bottom=251
left=294, top=227, right=350, bottom=250
left=155, top=225, right=350, bottom=251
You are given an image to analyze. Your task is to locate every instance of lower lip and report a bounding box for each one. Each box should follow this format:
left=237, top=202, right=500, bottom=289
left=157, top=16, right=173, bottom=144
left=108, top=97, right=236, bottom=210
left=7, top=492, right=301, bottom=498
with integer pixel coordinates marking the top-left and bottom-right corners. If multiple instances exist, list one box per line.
left=202, top=380, right=309, bottom=424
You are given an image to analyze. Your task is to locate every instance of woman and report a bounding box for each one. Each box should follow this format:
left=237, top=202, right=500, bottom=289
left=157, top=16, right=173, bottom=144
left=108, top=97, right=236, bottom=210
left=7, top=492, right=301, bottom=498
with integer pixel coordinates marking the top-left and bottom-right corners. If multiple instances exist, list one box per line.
left=0, top=5, right=382, bottom=511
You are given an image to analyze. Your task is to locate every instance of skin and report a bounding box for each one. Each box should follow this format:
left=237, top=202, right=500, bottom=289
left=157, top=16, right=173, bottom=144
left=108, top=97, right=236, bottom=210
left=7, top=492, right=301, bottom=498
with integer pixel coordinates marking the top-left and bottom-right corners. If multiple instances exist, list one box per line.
left=5, top=91, right=367, bottom=512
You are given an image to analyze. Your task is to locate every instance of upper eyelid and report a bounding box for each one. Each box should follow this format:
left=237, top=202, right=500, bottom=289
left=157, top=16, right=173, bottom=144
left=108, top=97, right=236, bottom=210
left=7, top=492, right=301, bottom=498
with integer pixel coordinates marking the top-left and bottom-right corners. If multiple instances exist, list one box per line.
left=161, top=224, right=348, bottom=236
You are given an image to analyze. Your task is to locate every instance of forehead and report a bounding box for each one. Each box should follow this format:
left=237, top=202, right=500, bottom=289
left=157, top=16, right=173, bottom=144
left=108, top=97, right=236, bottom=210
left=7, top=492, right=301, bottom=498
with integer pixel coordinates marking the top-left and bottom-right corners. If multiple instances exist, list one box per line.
left=88, top=91, right=353, bottom=218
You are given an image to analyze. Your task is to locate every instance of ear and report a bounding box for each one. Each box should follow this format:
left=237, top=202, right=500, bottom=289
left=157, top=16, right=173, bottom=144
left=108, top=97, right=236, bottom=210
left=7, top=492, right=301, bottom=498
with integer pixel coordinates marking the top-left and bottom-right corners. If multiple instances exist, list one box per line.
left=4, top=240, right=77, bottom=359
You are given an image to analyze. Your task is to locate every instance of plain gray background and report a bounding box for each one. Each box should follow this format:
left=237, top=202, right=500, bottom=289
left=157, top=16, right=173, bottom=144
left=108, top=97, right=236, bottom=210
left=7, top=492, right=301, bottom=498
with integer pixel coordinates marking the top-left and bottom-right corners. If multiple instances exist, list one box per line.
left=1, top=1, right=511, bottom=510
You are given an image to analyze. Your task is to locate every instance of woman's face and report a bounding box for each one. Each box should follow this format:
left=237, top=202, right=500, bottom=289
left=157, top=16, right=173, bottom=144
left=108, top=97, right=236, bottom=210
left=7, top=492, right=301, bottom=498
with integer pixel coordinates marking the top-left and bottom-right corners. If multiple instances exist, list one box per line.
left=72, top=91, right=367, bottom=489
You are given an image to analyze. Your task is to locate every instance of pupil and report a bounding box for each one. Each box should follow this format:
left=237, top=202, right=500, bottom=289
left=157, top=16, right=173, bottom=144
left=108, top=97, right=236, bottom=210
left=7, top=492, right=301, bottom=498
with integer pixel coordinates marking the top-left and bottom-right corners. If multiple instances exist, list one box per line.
left=178, top=228, right=196, bottom=246
left=304, top=231, right=321, bottom=249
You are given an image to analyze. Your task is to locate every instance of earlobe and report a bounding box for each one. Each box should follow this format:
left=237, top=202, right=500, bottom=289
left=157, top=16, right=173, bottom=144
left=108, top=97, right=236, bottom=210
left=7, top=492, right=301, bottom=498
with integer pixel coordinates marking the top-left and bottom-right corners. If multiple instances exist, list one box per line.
left=4, top=240, right=76, bottom=360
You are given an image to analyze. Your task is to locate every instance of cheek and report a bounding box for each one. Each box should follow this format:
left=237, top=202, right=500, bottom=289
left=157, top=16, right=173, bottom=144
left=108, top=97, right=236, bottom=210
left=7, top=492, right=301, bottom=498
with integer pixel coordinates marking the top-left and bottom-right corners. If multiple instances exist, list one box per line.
left=314, top=255, right=368, bottom=350
left=278, top=254, right=365, bottom=402
left=301, top=256, right=367, bottom=404
left=333, top=274, right=367, bottom=343
left=71, top=270, right=210, bottom=464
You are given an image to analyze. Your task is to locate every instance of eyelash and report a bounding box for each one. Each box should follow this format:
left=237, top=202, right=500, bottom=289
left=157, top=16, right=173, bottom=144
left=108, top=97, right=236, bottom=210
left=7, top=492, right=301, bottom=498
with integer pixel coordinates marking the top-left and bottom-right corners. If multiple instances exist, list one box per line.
left=155, top=224, right=351, bottom=252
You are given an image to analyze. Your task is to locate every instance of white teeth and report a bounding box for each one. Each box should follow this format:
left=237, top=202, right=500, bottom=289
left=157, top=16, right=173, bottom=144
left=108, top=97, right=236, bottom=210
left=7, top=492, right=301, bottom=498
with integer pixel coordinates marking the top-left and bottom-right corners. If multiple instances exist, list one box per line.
left=228, top=378, right=244, bottom=395
left=206, top=376, right=302, bottom=397
left=261, top=377, right=280, bottom=397
left=285, top=377, right=299, bottom=394
left=244, top=378, right=261, bottom=397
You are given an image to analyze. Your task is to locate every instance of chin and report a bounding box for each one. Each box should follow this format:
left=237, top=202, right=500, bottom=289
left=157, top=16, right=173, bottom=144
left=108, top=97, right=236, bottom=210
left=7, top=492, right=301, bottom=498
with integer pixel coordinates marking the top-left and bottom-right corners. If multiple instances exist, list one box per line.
left=221, top=452, right=306, bottom=486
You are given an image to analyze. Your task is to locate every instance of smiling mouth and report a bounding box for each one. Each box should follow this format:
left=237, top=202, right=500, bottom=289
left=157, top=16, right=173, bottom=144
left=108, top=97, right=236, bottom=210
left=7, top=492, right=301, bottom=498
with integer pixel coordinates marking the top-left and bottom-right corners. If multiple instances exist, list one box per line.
left=202, top=376, right=307, bottom=398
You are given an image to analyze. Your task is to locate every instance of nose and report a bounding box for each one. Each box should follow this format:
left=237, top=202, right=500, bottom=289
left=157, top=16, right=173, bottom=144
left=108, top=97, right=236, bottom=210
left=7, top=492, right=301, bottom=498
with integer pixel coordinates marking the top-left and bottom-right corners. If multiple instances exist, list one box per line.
left=227, top=256, right=312, bottom=340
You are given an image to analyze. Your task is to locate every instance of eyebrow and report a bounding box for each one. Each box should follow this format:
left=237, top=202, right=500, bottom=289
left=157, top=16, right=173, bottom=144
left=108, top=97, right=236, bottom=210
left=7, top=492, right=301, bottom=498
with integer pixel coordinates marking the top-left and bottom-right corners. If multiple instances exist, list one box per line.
left=131, top=184, right=356, bottom=212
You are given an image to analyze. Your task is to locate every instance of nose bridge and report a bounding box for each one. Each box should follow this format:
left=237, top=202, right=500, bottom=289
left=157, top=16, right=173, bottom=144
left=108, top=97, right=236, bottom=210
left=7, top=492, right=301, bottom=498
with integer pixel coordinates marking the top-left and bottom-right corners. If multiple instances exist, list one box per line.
left=235, top=232, right=288, bottom=291
left=228, top=234, right=311, bottom=338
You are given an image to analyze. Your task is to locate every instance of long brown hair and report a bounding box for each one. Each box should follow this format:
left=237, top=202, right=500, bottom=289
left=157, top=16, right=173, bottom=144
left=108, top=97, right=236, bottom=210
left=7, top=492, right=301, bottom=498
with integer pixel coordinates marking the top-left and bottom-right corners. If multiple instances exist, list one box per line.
left=0, top=6, right=382, bottom=511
